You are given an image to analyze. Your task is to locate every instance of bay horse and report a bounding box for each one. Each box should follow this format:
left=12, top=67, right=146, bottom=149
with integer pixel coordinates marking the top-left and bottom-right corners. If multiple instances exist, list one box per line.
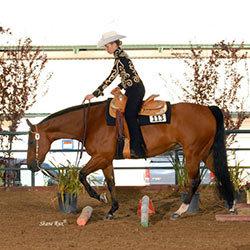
left=26, top=100, right=235, bottom=220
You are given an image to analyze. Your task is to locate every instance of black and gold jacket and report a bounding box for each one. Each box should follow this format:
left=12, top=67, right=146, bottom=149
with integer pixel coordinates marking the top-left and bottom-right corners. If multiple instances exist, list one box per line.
left=92, top=47, right=142, bottom=97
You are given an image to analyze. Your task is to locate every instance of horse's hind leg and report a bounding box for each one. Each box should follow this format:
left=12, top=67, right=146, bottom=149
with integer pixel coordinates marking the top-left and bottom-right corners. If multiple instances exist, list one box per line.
left=171, top=156, right=201, bottom=220
left=102, top=163, right=119, bottom=220
left=203, top=151, right=236, bottom=214
left=79, top=155, right=109, bottom=203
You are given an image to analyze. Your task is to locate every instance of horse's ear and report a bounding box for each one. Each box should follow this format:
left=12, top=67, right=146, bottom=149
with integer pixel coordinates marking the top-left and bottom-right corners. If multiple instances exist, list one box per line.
left=26, top=119, right=34, bottom=130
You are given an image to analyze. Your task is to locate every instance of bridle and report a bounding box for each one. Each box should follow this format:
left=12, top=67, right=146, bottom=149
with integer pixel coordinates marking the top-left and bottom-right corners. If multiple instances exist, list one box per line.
left=30, top=125, right=40, bottom=166
left=30, top=125, right=55, bottom=178
left=31, top=125, right=40, bottom=161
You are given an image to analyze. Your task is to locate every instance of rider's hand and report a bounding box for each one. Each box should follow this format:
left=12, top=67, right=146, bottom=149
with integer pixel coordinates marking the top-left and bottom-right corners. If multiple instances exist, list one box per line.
left=111, top=87, right=120, bottom=95
left=84, top=94, right=95, bottom=101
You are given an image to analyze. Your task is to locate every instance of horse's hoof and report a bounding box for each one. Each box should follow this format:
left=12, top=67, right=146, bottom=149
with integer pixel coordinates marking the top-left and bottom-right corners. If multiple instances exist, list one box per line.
left=99, top=193, right=108, bottom=203
left=104, top=214, right=114, bottom=221
left=228, top=209, right=238, bottom=215
left=170, top=213, right=181, bottom=220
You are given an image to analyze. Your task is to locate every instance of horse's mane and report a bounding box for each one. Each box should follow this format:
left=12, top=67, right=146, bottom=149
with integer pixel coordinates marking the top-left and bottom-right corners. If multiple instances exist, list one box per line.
left=39, top=101, right=106, bottom=124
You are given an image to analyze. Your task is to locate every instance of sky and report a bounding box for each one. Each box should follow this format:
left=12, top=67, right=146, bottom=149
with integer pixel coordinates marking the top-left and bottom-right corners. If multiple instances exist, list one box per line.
left=1, top=0, right=250, bottom=45
left=1, top=0, right=250, bottom=114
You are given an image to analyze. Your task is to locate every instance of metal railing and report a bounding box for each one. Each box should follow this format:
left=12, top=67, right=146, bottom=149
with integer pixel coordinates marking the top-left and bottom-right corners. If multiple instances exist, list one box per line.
left=1, top=130, right=250, bottom=186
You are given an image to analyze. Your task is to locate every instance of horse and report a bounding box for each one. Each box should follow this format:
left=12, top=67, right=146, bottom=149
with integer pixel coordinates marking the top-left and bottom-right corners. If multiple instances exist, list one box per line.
left=26, top=100, right=235, bottom=220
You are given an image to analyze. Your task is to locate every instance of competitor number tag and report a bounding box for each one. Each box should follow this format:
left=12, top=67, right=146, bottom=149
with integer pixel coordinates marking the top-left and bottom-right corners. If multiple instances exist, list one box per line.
left=149, top=114, right=167, bottom=123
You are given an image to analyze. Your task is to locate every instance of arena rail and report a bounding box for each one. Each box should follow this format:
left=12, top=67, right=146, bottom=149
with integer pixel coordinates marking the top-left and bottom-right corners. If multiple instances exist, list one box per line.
left=1, top=130, right=250, bottom=186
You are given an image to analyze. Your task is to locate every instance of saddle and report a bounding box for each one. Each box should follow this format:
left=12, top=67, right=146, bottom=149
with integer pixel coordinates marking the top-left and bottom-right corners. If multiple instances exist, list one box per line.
left=110, top=89, right=167, bottom=159
left=109, top=90, right=167, bottom=118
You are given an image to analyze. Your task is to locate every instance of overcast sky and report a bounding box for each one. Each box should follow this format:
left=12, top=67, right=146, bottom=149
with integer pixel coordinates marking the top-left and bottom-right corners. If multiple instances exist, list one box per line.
left=1, top=0, right=250, bottom=45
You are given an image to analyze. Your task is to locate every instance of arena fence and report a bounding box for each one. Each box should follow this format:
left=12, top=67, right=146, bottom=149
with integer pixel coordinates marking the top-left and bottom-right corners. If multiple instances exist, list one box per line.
left=0, top=130, right=250, bottom=186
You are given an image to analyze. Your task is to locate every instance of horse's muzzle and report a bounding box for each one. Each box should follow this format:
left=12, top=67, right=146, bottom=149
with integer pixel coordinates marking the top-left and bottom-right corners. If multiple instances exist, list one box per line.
left=27, top=160, right=40, bottom=172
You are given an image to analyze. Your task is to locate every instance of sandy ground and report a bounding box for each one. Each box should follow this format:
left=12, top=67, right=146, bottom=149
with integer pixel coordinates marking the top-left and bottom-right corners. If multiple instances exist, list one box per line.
left=0, top=186, right=250, bottom=250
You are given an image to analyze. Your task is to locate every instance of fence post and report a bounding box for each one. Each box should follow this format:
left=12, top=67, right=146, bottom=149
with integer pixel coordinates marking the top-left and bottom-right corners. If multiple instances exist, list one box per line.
left=31, top=172, right=35, bottom=186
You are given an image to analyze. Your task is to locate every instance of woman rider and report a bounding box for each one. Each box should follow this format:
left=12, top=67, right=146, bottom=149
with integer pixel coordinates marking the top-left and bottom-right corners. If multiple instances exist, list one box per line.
left=84, top=31, right=146, bottom=159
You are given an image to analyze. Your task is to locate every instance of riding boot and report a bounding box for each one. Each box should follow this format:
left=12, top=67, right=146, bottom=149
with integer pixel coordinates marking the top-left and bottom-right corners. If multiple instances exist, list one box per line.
left=124, top=82, right=146, bottom=159
left=126, top=115, right=146, bottom=159
left=130, top=147, right=146, bottom=159
left=130, top=139, right=146, bottom=159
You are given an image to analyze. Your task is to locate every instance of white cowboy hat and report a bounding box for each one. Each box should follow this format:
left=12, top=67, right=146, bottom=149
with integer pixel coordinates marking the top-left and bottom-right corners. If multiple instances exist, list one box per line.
left=97, top=31, right=126, bottom=48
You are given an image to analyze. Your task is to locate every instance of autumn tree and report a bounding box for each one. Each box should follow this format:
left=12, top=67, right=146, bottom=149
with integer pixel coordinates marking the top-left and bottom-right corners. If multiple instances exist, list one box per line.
left=167, top=41, right=250, bottom=146
left=0, top=27, right=52, bottom=185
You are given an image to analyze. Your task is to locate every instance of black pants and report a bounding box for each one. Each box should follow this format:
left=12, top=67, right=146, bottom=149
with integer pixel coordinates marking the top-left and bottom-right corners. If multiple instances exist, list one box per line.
left=125, top=82, right=145, bottom=150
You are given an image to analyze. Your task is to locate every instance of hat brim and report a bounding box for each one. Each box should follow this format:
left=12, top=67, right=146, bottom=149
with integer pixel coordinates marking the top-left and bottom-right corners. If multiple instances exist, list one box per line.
left=97, top=34, right=126, bottom=48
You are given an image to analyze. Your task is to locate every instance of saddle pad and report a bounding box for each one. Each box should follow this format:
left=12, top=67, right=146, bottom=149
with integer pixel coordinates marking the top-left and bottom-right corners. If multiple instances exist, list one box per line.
left=106, top=98, right=171, bottom=126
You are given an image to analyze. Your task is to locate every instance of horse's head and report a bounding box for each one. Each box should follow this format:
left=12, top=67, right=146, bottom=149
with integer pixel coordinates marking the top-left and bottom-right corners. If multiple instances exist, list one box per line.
left=26, top=119, right=50, bottom=172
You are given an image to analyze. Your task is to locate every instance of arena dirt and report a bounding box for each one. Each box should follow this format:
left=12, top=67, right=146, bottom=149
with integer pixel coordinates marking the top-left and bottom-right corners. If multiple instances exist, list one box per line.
left=0, top=186, right=250, bottom=250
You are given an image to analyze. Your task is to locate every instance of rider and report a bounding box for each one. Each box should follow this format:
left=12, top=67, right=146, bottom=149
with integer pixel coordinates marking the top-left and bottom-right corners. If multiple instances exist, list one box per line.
left=84, top=31, right=146, bottom=159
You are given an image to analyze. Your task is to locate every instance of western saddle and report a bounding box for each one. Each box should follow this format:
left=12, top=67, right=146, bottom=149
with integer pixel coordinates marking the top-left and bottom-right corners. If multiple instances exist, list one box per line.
left=109, top=89, right=167, bottom=159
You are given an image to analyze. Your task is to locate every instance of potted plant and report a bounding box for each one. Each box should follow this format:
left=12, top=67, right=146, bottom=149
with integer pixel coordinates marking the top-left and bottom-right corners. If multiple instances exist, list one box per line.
left=168, top=151, right=208, bottom=213
left=49, top=160, right=84, bottom=214
left=227, top=150, right=250, bottom=204
left=168, top=151, right=188, bottom=192
left=49, top=159, right=104, bottom=214
left=243, top=182, right=250, bottom=204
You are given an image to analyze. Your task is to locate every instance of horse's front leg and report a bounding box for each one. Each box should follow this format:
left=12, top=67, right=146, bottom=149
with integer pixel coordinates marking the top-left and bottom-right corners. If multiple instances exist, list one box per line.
left=79, top=155, right=109, bottom=203
left=102, top=163, right=119, bottom=220
left=171, top=167, right=201, bottom=220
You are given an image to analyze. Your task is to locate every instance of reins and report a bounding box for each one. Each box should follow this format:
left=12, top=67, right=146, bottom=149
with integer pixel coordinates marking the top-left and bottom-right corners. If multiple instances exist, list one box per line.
left=75, top=99, right=91, bottom=165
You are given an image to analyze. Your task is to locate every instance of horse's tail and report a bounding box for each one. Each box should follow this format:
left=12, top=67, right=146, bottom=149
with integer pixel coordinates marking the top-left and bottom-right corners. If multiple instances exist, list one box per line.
left=209, top=106, right=234, bottom=206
